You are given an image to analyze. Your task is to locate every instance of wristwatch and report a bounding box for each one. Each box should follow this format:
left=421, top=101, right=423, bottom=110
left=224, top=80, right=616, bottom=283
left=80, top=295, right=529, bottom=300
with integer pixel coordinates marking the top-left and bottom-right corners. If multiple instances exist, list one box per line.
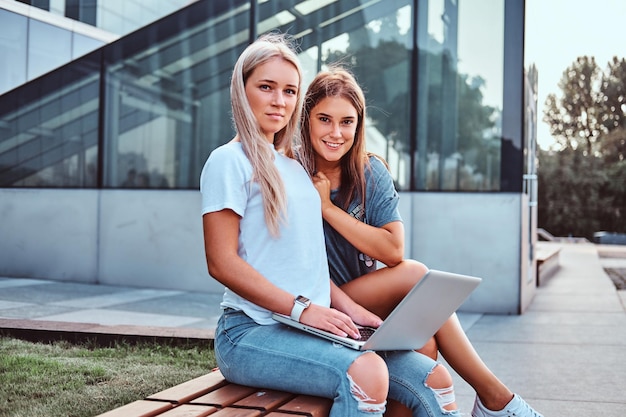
left=290, top=295, right=311, bottom=322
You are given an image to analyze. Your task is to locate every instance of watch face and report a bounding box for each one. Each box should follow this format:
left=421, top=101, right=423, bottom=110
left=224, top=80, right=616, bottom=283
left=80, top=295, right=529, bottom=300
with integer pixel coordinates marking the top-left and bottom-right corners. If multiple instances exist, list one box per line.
left=296, top=295, right=310, bottom=305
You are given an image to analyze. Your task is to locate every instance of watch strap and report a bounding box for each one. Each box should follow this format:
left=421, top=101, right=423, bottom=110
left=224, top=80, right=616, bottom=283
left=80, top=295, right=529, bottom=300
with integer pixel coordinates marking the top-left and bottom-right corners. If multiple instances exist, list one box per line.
left=290, top=301, right=307, bottom=322
left=290, top=296, right=310, bottom=322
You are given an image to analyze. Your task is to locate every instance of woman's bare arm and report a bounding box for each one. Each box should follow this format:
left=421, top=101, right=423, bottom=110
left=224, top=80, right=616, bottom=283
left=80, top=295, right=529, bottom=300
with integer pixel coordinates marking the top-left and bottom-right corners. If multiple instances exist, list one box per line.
left=203, top=208, right=362, bottom=337
left=203, top=209, right=294, bottom=315
left=312, top=171, right=404, bottom=266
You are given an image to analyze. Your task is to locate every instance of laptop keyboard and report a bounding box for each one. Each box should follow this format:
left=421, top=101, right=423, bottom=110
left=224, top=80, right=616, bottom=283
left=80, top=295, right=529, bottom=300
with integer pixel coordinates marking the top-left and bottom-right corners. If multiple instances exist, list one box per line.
left=358, top=326, right=376, bottom=340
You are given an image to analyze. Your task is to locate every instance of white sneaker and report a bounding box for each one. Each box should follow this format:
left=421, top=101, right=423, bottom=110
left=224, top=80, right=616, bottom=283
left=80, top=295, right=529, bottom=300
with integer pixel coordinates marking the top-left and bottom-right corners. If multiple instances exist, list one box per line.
left=472, top=394, right=544, bottom=417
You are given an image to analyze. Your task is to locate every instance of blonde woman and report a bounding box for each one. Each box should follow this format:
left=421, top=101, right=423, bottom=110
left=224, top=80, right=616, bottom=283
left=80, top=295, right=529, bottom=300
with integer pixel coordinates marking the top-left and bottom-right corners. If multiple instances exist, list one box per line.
left=201, top=34, right=388, bottom=417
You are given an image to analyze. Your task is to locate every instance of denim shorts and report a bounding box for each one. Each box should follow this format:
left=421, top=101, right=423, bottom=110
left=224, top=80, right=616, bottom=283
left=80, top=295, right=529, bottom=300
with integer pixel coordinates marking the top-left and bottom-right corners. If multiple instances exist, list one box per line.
left=214, top=309, right=458, bottom=417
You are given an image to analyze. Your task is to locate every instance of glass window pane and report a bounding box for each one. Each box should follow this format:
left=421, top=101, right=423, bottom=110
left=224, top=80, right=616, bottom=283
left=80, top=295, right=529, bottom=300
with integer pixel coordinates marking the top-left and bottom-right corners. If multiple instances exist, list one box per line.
left=416, top=0, right=504, bottom=191
left=103, top=0, right=248, bottom=189
left=0, top=54, right=101, bottom=188
left=65, top=0, right=97, bottom=26
left=296, top=1, right=414, bottom=190
left=96, top=0, right=196, bottom=35
left=28, top=19, right=72, bottom=80
left=0, top=10, right=27, bottom=95
left=17, top=0, right=50, bottom=11
left=73, top=32, right=105, bottom=59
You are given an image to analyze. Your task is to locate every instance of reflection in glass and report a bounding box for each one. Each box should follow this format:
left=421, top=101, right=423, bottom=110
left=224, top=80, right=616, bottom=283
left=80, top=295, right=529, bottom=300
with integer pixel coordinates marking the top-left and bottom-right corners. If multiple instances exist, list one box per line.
left=0, top=54, right=101, bottom=187
left=296, top=2, right=414, bottom=190
left=416, top=0, right=503, bottom=191
left=102, top=0, right=248, bottom=189
left=1, top=0, right=517, bottom=192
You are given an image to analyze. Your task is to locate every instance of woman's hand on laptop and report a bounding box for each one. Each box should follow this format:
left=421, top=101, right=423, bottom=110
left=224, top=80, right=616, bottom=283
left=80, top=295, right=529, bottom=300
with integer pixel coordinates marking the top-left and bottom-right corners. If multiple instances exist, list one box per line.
left=341, top=302, right=383, bottom=332
left=301, top=304, right=363, bottom=339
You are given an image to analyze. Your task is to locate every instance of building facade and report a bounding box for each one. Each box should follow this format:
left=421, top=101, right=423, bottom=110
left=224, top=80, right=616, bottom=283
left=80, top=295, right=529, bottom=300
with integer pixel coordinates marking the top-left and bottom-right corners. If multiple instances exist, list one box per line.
left=0, top=0, right=537, bottom=314
left=0, top=0, right=195, bottom=95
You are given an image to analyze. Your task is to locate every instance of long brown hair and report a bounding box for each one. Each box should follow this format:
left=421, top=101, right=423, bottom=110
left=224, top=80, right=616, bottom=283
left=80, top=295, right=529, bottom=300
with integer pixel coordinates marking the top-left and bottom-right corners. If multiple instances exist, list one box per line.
left=231, top=33, right=303, bottom=236
left=299, top=66, right=368, bottom=210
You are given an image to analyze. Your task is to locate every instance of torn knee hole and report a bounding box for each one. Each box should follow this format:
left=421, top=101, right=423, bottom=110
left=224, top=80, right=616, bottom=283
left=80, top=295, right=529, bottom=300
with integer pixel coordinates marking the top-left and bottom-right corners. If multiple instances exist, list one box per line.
left=425, top=364, right=457, bottom=412
left=346, top=373, right=387, bottom=413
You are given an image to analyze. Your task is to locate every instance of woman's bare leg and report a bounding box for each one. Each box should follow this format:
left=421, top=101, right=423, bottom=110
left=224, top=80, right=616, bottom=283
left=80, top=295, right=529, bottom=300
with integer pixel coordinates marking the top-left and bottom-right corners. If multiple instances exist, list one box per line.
left=417, top=337, right=439, bottom=361
left=340, top=259, right=427, bottom=318
left=434, top=313, right=513, bottom=410
left=342, top=260, right=514, bottom=411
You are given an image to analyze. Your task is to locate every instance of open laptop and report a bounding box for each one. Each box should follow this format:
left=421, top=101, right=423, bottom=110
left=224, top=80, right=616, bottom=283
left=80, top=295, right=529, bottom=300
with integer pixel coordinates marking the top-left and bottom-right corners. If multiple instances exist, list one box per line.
left=272, top=269, right=481, bottom=350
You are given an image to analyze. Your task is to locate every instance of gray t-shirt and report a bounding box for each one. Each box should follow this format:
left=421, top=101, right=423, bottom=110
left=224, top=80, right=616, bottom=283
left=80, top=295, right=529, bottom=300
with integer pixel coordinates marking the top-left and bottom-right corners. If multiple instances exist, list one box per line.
left=324, top=155, right=402, bottom=286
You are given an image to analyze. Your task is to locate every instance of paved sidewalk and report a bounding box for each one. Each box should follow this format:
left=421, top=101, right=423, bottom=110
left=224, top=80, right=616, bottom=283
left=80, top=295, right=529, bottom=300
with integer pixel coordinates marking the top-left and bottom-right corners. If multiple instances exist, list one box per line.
left=1, top=242, right=625, bottom=416
left=449, top=242, right=626, bottom=415
left=0, top=280, right=222, bottom=343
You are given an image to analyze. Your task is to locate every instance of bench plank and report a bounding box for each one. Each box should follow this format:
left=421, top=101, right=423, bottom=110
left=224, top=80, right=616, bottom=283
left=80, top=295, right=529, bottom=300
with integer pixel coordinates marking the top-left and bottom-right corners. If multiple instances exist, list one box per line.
left=536, top=244, right=561, bottom=286
left=277, top=395, right=332, bottom=417
left=191, top=384, right=258, bottom=407
left=210, top=408, right=263, bottom=416
left=234, top=389, right=295, bottom=411
left=158, top=404, right=218, bottom=417
left=148, top=371, right=228, bottom=403
left=95, top=400, right=173, bottom=417
left=97, top=369, right=330, bottom=417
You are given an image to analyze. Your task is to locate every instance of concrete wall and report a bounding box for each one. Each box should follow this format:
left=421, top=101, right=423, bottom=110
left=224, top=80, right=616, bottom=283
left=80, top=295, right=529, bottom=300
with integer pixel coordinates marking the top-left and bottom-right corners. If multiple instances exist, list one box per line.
left=0, top=189, right=100, bottom=282
left=0, top=189, right=534, bottom=313
left=400, top=192, right=529, bottom=314
left=0, top=189, right=217, bottom=292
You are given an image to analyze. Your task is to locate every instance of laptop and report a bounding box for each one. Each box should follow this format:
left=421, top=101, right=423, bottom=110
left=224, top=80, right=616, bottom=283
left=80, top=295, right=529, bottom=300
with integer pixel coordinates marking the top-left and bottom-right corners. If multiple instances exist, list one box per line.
left=272, top=269, right=481, bottom=350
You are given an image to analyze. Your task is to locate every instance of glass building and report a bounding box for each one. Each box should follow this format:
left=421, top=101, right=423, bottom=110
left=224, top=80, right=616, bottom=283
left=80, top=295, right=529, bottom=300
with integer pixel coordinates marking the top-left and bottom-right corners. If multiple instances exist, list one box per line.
left=0, top=0, right=538, bottom=314
left=0, top=0, right=195, bottom=95
left=9, top=0, right=193, bottom=35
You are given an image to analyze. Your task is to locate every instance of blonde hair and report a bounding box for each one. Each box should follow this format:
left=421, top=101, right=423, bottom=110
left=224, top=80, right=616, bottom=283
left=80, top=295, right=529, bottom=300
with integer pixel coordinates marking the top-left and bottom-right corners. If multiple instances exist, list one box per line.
left=231, top=33, right=303, bottom=236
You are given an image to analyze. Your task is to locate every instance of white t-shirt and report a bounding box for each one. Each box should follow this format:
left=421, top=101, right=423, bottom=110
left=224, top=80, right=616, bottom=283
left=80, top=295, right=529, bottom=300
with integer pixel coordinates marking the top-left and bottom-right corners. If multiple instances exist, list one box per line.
left=200, top=142, right=331, bottom=325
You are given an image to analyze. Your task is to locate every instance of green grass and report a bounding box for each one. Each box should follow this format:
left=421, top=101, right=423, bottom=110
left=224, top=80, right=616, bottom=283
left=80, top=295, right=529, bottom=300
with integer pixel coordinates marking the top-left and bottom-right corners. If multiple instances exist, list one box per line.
left=0, top=336, right=216, bottom=417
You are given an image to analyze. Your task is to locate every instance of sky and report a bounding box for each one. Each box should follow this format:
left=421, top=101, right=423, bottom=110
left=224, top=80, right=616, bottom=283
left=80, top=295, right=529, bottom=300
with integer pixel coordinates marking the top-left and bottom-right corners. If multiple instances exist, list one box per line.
left=525, top=0, right=626, bottom=149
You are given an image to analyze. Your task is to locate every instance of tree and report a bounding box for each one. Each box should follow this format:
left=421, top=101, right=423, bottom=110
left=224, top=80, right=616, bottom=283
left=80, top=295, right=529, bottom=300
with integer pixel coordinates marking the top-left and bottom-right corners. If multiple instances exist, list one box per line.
left=599, top=57, right=626, bottom=162
left=544, top=56, right=626, bottom=156
left=539, top=56, right=626, bottom=239
left=537, top=147, right=610, bottom=239
left=543, top=56, right=604, bottom=154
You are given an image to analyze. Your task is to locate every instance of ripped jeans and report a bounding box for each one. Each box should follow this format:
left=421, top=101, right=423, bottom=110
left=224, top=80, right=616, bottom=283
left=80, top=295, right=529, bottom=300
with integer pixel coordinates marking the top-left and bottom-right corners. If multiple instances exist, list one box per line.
left=214, top=309, right=383, bottom=416
left=214, top=309, right=457, bottom=417
left=380, top=350, right=461, bottom=416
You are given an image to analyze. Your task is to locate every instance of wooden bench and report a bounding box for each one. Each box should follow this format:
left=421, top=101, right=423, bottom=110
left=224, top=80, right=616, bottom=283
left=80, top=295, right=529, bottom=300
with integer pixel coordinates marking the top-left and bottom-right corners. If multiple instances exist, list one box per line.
left=96, top=368, right=332, bottom=417
left=536, top=243, right=561, bottom=286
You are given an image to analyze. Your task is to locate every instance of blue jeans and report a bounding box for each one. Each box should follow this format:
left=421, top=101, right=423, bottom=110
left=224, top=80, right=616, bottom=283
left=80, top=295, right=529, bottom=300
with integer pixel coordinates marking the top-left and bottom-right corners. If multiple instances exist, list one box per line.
left=214, top=309, right=459, bottom=417
left=381, top=350, right=460, bottom=416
